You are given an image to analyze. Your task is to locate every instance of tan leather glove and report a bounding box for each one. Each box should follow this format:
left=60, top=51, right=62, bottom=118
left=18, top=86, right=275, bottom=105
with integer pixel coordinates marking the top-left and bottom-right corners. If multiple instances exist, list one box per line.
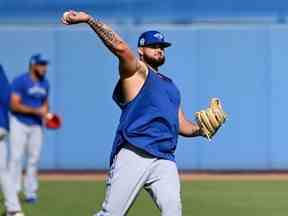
left=195, top=98, right=227, bottom=140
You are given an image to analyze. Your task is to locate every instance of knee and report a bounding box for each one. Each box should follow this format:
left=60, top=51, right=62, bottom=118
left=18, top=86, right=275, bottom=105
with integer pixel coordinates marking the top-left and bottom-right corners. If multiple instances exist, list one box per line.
left=10, top=148, right=24, bottom=162
left=0, top=164, right=6, bottom=173
left=9, top=155, right=22, bottom=165
left=0, top=155, right=7, bottom=169
left=27, top=153, right=40, bottom=165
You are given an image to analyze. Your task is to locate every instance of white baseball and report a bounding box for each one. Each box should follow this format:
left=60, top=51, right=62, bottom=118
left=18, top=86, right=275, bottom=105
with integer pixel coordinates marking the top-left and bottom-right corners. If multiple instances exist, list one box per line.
left=63, top=11, right=71, bottom=22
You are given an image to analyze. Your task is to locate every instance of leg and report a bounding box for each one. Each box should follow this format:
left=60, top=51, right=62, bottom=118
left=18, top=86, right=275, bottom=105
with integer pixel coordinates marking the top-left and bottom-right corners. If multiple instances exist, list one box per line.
left=145, top=160, right=182, bottom=216
left=24, top=125, right=43, bottom=200
left=0, top=139, right=22, bottom=212
left=95, top=145, right=156, bottom=216
left=8, top=117, right=28, bottom=193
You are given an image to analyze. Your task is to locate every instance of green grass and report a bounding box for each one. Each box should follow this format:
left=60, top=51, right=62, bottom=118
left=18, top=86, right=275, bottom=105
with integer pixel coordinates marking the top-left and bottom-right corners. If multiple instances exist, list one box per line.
left=2, top=180, right=288, bottom=215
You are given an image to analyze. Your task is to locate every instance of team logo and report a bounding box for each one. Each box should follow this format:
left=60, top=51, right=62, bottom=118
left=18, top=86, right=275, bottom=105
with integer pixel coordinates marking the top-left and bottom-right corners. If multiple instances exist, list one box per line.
left=28, top=86, right=47, bottom=96
left=139, top=38, right=145, bottom=46
left=153, top=33, right=164, bottom=40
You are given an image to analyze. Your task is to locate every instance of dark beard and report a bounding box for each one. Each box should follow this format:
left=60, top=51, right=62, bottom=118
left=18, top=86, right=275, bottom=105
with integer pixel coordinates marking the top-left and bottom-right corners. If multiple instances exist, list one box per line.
left=34, top=69, right=45, bottom=80
left=143, top=55, right=165, bottom=69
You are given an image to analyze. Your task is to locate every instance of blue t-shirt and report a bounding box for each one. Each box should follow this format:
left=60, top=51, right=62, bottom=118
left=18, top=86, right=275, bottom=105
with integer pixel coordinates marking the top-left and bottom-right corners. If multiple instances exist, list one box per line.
left=111, top=68, right=181, bottom=165
left=0, top=65, right=10, bottom=130
left=11, top=72, right=50, bottom=126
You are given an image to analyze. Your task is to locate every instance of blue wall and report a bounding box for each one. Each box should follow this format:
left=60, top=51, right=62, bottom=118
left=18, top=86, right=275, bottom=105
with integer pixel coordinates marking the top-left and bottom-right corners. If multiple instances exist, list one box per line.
left=1, top=0, right=288, bottom=23
left=1, top=23, right=288, bottom=170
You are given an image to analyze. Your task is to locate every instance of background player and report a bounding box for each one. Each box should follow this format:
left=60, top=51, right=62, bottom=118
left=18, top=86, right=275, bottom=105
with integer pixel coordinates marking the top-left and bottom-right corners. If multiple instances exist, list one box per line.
left=9, top=54, right=50, bottom=203
left=0, top=65, right=24, bottom=216
left=62, top=11, right=206, bottom=216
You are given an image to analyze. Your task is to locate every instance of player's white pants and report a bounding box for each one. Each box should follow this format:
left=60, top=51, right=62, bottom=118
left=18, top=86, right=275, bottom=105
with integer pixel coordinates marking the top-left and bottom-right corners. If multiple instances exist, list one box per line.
left=9, top=116, right=43, bottom=199
left=95, top=144, right=182, bottom=216
left=0, top=138, right=22, bottom=212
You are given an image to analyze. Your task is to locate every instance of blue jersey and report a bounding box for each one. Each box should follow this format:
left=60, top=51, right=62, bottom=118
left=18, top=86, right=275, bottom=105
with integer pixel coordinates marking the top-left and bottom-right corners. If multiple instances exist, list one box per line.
left=11, top=72, right=49, bottom=126
left=0, top=65, right=10, bottom=130
left=111, top=68, right=181, bottom=165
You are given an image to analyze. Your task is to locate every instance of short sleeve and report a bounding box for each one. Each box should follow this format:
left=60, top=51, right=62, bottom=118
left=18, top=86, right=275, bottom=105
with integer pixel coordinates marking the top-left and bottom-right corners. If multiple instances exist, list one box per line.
left=11, top=77, right=24, bottom=96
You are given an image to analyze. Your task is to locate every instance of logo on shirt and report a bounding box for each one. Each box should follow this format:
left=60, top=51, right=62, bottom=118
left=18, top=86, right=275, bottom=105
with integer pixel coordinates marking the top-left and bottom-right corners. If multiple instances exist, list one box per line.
left=28, top=85, right=47, bottom=96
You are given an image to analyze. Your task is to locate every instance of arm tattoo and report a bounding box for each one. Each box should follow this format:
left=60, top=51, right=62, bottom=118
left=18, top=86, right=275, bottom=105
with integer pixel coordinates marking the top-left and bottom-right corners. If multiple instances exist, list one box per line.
left=87, top=17, right=141, bottom=77
left=87, top=17, right=123, bottom=52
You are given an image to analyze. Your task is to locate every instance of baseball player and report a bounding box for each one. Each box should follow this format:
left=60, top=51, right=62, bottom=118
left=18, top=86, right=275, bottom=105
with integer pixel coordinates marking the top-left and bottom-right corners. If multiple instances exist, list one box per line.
left=62, top=11, right=226, bottom=216
left=9, top=54, right=50, bottom=203
left=0, top=65, right=24, bottom=216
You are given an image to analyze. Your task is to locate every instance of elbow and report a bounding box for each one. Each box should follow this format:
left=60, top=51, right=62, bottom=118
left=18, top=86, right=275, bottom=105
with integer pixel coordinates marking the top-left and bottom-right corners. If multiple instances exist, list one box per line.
left=10, top=105, right=16, bottom=112
left=115, top=42, right=126, bottom=52
left=10, top=101, right=18, bottom=112
left=179, top=131, right=190, bottom=138
left=115, top=43, right=132, bottom=59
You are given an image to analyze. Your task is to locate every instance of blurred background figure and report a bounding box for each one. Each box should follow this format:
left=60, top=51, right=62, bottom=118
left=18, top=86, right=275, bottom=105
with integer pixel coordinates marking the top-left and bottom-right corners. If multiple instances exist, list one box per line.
left=9, top=54, right=50, bottom=204
left=0, top=64, right=24, bottom=216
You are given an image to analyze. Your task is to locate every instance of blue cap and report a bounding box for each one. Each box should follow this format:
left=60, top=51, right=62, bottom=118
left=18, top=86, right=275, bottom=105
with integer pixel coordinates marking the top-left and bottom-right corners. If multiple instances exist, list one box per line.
left=29, top=54, right=49, bottom=65
left=138, top=30, right=171, bottom=48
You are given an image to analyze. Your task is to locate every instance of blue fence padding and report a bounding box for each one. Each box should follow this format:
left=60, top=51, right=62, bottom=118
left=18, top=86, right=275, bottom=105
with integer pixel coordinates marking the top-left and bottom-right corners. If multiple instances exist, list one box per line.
left=1, top=0, right=288, bottom=23
left=0, top=23, right=288, bottom=170
left=2, top=0, right=288, bottom=12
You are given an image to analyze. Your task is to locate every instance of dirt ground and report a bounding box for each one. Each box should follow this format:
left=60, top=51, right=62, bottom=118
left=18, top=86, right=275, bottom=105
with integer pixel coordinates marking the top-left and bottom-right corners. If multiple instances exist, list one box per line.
left=38, top=171, right=288, bottom=181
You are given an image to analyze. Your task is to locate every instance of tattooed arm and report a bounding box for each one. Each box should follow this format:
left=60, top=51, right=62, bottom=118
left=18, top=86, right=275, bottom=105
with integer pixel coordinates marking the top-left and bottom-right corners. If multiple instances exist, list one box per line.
left=61, top=11, right=146, bottom=79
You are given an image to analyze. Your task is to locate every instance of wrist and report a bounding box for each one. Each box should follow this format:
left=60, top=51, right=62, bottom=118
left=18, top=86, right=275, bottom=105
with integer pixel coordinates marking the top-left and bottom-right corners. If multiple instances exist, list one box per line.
left=86, top=16, right=94, bottom=24
left=33, top=109, right=41, bottom=117
left=194, top=124, right=203, bottom=137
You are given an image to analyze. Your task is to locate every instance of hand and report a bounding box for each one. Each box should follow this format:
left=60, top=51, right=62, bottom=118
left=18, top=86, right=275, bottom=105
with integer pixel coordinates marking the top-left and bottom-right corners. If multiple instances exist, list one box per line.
left=195, top=124, right=204, bottom=137
left=35, top=106, right=49, bottom=118
left=61, top=10, right=91, bottom=25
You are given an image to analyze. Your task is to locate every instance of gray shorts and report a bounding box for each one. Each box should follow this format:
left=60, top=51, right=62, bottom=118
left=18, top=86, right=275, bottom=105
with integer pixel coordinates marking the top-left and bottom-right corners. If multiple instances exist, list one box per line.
left=96, top=144, right=182, bottom=216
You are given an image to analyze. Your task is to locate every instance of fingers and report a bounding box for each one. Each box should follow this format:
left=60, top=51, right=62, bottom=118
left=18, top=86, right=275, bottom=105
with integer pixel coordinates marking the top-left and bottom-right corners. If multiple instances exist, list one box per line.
left=61, top=17, right=69, bottom=25
left=61, top=10, right=76, bottom=25
left=61, top=12, right=70, bottom=25
left=61, top=10, right=89, bottom=25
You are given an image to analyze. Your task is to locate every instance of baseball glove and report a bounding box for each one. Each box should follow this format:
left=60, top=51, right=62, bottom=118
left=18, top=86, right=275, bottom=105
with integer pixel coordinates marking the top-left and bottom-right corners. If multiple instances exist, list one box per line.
left=195, top=98, right=227, bottom=140
left=45, top=113, right=62, bottom=130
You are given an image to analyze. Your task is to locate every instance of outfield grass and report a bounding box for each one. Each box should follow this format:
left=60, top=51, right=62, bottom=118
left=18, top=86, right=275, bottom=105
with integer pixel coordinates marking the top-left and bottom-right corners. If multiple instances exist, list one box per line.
left=2, top=180, right=288, bottom=215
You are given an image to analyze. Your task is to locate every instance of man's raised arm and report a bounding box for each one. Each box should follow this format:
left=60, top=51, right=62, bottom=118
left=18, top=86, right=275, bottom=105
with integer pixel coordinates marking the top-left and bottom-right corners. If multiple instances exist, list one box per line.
left=61, top=11, right=145, bottom=79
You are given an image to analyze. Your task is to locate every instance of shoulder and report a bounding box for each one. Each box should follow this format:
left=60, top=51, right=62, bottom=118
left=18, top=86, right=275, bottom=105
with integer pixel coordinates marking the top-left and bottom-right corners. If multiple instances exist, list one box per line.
left=121, top=60, right=148, bottom=82
left=11, top=73, right=29, bottom=89
left=13, top=72, right=28, bottom=83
